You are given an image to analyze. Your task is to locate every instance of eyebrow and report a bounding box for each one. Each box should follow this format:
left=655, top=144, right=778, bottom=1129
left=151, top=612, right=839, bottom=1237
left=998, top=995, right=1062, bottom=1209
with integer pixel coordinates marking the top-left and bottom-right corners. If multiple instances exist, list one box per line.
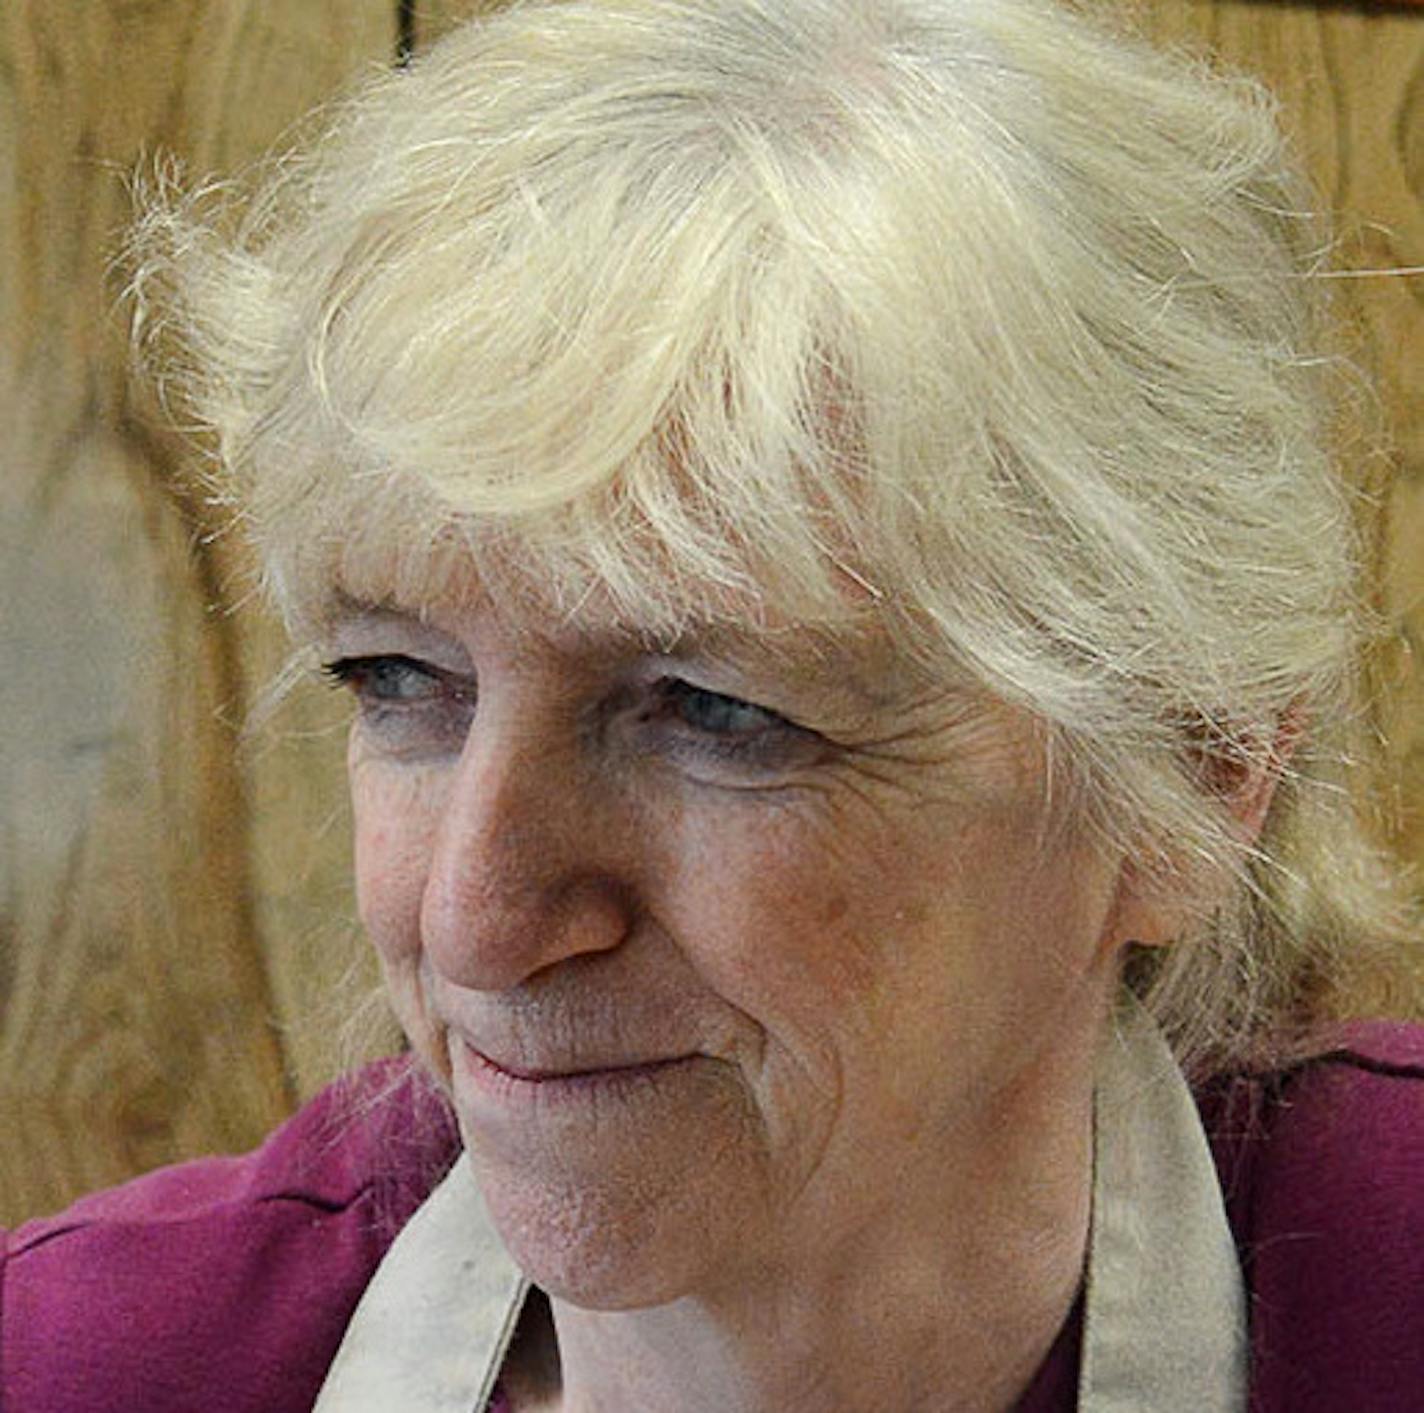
left=322, top=590, right=912, bottom=714
left=320, top=596, right=477, bottom=666
left=633, top=622, right=919, bottom=717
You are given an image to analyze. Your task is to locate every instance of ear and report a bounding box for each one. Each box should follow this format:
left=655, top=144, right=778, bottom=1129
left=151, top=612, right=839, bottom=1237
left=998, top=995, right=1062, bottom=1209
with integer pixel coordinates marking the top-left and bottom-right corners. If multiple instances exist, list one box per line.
left=1101, top=703, right=1305, bottom=954
left=1203, top=700, right=1305, bottom=847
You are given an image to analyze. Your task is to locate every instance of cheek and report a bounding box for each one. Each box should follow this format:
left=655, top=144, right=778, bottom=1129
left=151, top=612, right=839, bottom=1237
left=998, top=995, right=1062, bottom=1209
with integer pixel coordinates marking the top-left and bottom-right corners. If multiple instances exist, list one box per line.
left=669, top=796, right=1114, bottom=1088
left=350, top=755, right=443, bottom=968
left=653, top=806, right=898, bottom=1065
left=350, top=756, right=459, bottom=1076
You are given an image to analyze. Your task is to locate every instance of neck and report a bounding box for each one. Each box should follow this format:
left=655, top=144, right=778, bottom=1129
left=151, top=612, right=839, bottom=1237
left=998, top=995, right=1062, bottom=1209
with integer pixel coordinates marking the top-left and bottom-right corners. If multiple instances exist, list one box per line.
left=511, top=1037, right=1096, bottom=1413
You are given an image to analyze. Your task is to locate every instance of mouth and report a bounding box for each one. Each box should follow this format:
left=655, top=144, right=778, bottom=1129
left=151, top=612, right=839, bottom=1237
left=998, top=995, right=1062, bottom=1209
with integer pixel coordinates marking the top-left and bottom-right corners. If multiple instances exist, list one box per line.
left=455, top=1038, right=701, bottom=1102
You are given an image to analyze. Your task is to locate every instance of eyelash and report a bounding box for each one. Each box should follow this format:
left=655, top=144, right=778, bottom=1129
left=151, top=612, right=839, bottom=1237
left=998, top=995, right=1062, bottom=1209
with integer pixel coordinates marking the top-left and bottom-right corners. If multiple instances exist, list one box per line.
left=323, top=654, right=465, bottom=704
left=653, top=679, right=799, bottom=761
left=321, top=654, right=812, bottom=771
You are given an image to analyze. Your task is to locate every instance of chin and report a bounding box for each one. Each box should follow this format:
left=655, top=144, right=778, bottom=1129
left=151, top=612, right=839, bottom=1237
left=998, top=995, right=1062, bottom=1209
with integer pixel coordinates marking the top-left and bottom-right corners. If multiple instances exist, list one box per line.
left=470, top=1151, right=741, bottom=1310
left=450, top=1044, right=770, bottom=1306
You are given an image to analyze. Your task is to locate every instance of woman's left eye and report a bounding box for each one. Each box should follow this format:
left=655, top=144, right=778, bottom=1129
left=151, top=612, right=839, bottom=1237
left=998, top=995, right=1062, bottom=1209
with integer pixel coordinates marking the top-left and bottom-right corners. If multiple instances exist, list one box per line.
left=664, top=680, right=786, bottom=738
left=648, top=678, right=824, bottom=779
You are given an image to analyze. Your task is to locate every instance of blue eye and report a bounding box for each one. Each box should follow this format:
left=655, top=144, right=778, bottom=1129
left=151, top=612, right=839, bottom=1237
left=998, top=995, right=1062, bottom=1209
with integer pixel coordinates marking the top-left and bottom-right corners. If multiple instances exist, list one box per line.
left=322, top=654, right=474, bottom=758
left=323, top=655, right=444, bottom=702
left=667, top=681, right=782, bottom=736
left=652, top=679, right=823, bottom=780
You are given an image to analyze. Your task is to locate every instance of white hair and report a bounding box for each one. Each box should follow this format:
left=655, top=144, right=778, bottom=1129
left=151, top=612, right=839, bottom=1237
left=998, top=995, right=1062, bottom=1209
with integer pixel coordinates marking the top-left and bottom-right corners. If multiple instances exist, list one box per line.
left=130, top=0, right=1417, bottom=1073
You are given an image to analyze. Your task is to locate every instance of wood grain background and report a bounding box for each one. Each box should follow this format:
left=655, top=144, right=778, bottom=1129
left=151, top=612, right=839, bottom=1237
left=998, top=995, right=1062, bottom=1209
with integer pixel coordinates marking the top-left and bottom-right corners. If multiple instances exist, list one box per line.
left=1, top=0, right=1420, bottom=1228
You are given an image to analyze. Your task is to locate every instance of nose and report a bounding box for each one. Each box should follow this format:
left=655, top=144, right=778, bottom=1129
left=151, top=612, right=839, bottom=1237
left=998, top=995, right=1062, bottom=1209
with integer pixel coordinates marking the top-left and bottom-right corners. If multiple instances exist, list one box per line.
left=418, top=707, right=637, bottom=992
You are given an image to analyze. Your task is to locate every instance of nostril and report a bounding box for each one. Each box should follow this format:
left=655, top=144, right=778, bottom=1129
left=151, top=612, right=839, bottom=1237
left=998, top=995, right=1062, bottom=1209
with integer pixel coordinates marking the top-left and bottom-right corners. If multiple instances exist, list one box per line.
left=551, top=874, right=639, bottom=954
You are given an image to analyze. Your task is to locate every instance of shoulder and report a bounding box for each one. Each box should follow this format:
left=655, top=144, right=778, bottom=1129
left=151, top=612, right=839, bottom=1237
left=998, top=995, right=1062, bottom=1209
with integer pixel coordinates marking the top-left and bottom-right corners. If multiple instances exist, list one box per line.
left=1, top=1058, right=460, bottom=1413
left=1202, top=1022, right=1424, bottom=1412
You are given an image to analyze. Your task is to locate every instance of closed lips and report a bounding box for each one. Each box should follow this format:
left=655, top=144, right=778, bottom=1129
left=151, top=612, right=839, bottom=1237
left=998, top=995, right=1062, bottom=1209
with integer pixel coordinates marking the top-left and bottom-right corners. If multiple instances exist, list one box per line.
left=466, top=1044, right=695, bottom=1081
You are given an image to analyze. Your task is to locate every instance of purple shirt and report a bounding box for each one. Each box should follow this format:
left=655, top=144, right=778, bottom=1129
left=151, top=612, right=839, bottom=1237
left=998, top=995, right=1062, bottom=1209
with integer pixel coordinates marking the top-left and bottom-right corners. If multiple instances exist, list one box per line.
left=4, top=1027, right=1423, bottom=1411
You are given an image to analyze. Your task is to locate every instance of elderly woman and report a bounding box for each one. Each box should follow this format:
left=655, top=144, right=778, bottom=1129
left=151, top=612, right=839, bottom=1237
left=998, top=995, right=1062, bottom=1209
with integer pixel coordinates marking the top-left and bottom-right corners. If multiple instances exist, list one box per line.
left=5, top=0, right=1422, bottom=1408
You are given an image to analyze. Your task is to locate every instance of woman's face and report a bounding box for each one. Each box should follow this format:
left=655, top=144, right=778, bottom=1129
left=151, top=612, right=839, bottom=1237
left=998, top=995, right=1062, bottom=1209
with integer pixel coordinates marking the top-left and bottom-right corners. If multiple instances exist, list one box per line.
left=336, top=582, right=1131, bottom=1309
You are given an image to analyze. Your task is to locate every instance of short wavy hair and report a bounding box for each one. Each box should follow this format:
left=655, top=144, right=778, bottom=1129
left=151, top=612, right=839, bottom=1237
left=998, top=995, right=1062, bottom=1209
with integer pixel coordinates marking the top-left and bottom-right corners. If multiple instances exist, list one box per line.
left=131, top=0, right=1417, bottom=1073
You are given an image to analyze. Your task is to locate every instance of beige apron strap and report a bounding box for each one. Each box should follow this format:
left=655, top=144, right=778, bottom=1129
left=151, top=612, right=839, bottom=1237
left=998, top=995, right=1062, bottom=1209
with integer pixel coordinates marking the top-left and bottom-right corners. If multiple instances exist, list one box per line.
left=1079, top=997, right=1248, bottom=1413
left=313, top=1154, right=528, bottom=1413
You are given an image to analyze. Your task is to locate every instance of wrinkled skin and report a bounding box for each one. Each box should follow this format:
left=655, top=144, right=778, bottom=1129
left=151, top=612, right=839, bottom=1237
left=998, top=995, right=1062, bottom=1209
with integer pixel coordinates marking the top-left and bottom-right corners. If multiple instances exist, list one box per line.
left=333, top=585, right=1140, bottom=1410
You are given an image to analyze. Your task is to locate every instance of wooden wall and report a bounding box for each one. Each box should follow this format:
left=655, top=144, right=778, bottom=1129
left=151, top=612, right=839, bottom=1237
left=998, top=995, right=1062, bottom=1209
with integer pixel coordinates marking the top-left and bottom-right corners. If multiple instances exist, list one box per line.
left=1, top=0, right=1421, bottom=1228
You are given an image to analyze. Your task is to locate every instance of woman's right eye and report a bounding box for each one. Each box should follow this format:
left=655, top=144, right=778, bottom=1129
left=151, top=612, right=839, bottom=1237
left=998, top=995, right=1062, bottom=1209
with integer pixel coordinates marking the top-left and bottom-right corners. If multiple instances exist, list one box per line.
left=324, top=655, right=442, bottom=702
left=322, top=655, right=474, bottom=754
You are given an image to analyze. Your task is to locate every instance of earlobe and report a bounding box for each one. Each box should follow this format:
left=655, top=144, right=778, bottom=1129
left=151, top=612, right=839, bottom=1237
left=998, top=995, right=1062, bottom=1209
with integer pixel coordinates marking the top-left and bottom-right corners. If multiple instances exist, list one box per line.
left=1100, top=857, right=1181, bottom=954
left=1098, top=703, right=1306, bottom=959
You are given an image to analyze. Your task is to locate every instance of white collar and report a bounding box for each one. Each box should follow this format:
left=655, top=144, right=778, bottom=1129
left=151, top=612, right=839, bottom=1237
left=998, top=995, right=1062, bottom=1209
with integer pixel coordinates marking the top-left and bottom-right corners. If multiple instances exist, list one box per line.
left=1080, top=998, right=1247, bottom=1411
left=312, top=1152, right=527, bottom=1413
left=316, top=1000, right=1245, bottom=1412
